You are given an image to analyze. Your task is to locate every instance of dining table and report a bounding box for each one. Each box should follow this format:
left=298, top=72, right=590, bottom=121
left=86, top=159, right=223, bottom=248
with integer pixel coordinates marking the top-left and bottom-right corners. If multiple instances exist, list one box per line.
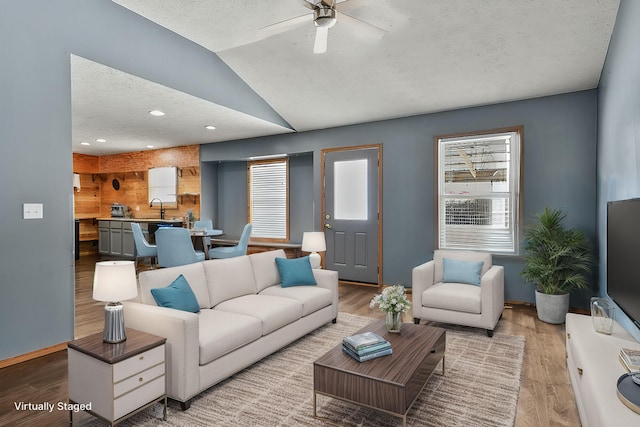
left=189, top=228, right=223, bottom=260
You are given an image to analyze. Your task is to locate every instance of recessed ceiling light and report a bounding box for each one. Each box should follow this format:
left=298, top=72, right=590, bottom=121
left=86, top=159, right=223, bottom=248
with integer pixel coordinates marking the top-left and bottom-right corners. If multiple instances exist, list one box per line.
left=204, top=125, right=216, bottom=130
left=96, top=138, right=106, bottom=143
left=146, top=145, right=154, bottom=149
left=148, top=110, right=165, bottom=116
left=80, top=142, right=90, bottom=146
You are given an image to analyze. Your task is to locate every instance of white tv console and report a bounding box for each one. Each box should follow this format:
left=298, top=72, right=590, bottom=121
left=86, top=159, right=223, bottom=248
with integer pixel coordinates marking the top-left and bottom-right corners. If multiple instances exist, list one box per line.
left=565, top=313, right=640, bottom=426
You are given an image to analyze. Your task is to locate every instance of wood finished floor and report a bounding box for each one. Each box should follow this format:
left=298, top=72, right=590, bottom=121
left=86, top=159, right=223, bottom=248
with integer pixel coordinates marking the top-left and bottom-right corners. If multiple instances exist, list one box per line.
left=0, top=253, right=581, bottom=427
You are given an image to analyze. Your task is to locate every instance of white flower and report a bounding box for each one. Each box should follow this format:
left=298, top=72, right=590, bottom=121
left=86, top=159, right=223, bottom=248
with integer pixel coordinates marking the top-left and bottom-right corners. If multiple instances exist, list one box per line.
left=370, top=285, right=409, bottom=314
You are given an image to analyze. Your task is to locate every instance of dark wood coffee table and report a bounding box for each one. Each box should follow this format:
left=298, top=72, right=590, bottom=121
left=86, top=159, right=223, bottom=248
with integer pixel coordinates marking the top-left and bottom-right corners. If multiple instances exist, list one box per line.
left=313, top=319, right=445, bottom=426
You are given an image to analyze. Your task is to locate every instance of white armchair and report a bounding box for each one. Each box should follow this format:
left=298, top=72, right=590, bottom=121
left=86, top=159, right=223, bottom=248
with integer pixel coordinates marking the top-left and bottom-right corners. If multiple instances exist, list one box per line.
left=412, top=250, right=504, bottom=337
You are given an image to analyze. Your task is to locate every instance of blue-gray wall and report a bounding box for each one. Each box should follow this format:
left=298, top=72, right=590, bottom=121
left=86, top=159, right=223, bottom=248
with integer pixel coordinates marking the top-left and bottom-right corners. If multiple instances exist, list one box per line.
left=204, top=154, right=314, bottom=240
left=0, top=0, right=287, bottom=360
left=201, top=90, right=599, bottom=306
left=597, top=0, right=640, bottom=341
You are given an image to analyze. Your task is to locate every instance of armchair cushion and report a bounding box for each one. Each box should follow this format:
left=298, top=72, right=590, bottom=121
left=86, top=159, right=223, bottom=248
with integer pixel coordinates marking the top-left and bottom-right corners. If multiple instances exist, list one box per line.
left=442, top=258, right=483, bottom=286
left=150, top=274, right=200, bottom=313
left=421, top=282, right=482, bottom=314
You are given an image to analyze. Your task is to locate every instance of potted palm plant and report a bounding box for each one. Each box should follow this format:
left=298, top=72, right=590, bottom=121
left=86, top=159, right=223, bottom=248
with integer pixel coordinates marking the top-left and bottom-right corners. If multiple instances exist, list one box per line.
left=521, top=206, right=594, bottom=324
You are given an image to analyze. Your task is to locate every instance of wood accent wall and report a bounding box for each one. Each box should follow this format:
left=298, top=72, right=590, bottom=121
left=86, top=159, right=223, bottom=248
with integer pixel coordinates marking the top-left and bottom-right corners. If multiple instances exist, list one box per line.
left=73, top=146, right=201, bottom=242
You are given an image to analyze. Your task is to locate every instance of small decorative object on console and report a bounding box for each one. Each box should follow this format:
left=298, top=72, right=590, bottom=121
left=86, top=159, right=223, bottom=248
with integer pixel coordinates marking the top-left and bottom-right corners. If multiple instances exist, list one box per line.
left=617, top=372, right=640, bottom=414
left=370, top=285, right=410, bottom=333
left=591, top=297, right=615, bottom=334
left=620, top=348, right=640, bottom=371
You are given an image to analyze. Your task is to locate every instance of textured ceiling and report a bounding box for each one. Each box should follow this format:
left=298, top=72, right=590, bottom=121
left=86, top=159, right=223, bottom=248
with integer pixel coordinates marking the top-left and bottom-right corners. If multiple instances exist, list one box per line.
left=73, top=0, right=620, bottom=155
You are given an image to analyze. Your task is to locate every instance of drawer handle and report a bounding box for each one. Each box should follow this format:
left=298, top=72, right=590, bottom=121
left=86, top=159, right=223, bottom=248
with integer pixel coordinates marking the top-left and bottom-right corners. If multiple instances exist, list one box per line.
left=577, top=367, right=583, bottom=376
left=139, top=377, right=144, bottom=383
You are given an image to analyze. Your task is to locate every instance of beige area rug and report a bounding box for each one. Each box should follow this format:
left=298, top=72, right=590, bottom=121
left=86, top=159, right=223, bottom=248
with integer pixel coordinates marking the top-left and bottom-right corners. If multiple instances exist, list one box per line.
left=84, top=313, right=525, bottom=427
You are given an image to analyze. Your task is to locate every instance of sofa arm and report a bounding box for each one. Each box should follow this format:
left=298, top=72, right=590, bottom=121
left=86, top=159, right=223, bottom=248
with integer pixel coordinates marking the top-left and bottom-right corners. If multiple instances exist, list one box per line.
left=123, top=301, right=200, bottom=403
left=479, top=265, right=505, bottom=329
left=412, top=260, right=435, bottom=314
left=313, top=268, right=339, bottom=320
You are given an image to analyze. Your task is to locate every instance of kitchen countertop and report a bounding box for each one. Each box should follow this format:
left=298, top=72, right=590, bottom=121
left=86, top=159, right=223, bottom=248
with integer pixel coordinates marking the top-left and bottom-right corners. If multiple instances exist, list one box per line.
left=95, top=217, right=184, bottom=223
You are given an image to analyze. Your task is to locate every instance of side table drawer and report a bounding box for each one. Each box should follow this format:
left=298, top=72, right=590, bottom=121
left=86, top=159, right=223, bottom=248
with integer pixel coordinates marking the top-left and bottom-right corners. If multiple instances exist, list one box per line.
left=114, top=362, right=165, bottom=398
left=114, top=375, right=165, bottom=420
left=114, top=345, right=164, bottom=382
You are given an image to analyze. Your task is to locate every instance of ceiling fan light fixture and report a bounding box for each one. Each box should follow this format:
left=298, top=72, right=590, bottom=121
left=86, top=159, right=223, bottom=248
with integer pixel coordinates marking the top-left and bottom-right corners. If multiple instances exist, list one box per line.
left=314, top=7, right=336, bottom=28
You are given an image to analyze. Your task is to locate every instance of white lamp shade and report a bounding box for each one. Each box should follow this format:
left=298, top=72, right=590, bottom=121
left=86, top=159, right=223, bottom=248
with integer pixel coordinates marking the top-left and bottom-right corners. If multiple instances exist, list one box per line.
left=93, top=261, right=138, bottom=302
left=73, top=173, right=81, bottom=191
left=302, top=232, right=326, bottom=252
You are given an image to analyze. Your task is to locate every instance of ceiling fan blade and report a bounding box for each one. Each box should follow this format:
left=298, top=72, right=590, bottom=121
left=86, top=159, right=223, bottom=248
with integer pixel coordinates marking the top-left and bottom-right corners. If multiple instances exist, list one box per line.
left=313, top=27, right=329, bottom=54
left=258, top=13, right=312, bottom=41
left=300, top=0, right=315, bottom=10
left=335, top=0, right=366, bottom=13
left=339, top=12, right=386, bottom=40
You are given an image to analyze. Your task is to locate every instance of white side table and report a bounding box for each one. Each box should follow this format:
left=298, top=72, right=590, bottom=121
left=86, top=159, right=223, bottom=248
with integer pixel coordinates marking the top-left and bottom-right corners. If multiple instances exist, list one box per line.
left=68, top=328, right=167, bottom=426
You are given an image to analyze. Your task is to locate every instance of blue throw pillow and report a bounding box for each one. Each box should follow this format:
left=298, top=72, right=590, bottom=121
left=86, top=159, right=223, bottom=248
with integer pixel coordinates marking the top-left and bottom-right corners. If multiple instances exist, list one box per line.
left=275, top=256, right=317, bottom=287
left=150, top=274, right=200, bottom=313
left=442, top=258, right=484, bottom=286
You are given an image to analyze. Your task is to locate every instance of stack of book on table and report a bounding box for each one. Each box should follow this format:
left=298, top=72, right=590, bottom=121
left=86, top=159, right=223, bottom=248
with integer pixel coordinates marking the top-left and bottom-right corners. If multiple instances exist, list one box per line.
left=619, top=347, right=640, bottom=371
left=342, top=331, right=392, bottom=362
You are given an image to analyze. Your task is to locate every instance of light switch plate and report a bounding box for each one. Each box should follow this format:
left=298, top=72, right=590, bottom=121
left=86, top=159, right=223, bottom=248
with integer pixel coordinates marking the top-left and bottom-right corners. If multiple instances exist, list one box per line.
left=23, top=203, right=43, bottom=219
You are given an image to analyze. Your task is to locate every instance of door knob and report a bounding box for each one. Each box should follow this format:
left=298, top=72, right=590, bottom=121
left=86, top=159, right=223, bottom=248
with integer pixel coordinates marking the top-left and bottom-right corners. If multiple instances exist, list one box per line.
left=324, top=223, right=332, bottom=229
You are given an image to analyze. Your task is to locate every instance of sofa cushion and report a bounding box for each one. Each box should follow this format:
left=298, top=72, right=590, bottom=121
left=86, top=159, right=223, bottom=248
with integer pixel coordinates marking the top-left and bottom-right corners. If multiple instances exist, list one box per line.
left=214, top=294, right=303, bottom=335
left=443, top=258, right=483, bottom=286
left=198, top=309, right=262, bottom=365
left=422, top=282, right=482, bottom=314
left=275, top=256, right=317, bottom=287
left=259, top=285, right=332, bottom=317
left=150, top=274, right=200, bottom=313
left=138, top=262, right=211, bottom=309
left=249, top=249, right=287, bottom=292
left=204, top=256, right=258, bottom=307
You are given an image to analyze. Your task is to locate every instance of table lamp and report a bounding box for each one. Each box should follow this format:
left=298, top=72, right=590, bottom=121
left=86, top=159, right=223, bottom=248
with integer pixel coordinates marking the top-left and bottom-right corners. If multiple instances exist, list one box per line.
left=302, top=231, right=326, bottom=269
left=93, top=261, right=138, bottom=343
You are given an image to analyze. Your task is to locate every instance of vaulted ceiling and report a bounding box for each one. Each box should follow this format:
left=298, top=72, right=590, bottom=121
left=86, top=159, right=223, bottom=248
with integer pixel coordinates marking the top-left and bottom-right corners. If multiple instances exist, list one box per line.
left=72, top=0, right=620, bottom=155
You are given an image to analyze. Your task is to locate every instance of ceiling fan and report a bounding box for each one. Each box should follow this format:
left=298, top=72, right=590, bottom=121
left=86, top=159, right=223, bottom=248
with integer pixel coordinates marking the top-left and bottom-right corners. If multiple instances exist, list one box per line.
left=258, top=0, right=386, bottom=54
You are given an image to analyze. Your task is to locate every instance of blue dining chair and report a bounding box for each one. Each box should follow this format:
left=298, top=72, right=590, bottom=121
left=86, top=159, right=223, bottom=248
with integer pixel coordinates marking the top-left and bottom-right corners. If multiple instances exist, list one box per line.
left=155, top=227, right=205, bottom=268
left=208, top=223, right=252, bottom=259
left=194, top=219, right=214, bottom=247
left=131, top=222, right=157, bottom=271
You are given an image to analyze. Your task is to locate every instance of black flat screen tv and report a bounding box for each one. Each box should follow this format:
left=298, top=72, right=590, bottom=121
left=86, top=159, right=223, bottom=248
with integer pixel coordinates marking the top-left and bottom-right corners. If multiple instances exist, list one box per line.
left=607, top=198, right=640, bottom=330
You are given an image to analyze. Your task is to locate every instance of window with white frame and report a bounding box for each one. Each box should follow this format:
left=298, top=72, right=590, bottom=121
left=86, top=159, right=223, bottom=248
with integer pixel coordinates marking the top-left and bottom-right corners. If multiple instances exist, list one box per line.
left=436, top=127, right=523, bottom=254
left=248, top=159, right=289, bottom=240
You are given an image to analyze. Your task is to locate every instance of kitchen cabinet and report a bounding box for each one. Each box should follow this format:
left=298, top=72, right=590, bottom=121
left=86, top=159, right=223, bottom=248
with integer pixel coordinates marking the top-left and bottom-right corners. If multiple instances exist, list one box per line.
left=122, top=222, right=135, bottom=258
left=98, top=221, right=110, bottom=255
left=110, top=221, right=123, bottom=257
left=98, top=219, right=181, bottom=259
left=98, top=220, right=134, bottom=259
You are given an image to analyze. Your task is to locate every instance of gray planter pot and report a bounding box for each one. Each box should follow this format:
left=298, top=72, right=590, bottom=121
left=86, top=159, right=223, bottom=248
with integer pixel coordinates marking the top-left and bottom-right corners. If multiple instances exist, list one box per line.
left=535, top=290, right=570, bottom=324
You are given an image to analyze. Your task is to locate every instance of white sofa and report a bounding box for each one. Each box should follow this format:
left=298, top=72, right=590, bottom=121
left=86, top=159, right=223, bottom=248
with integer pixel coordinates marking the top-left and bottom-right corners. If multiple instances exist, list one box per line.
left=123, top=249, right=338, bottom=409
left=412, top=249, right=504, bottom=337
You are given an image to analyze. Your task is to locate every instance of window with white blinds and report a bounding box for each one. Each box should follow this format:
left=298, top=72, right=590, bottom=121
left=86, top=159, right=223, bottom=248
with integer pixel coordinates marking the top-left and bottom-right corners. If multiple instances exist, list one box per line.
left=248, top=159, right=288, bottom=240
left=436, top=127, right=522, bottom=254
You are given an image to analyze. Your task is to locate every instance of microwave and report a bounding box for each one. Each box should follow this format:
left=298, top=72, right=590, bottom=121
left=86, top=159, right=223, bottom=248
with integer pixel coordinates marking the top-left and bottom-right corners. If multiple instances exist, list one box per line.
left=111, top=204, right=127, bottom=218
